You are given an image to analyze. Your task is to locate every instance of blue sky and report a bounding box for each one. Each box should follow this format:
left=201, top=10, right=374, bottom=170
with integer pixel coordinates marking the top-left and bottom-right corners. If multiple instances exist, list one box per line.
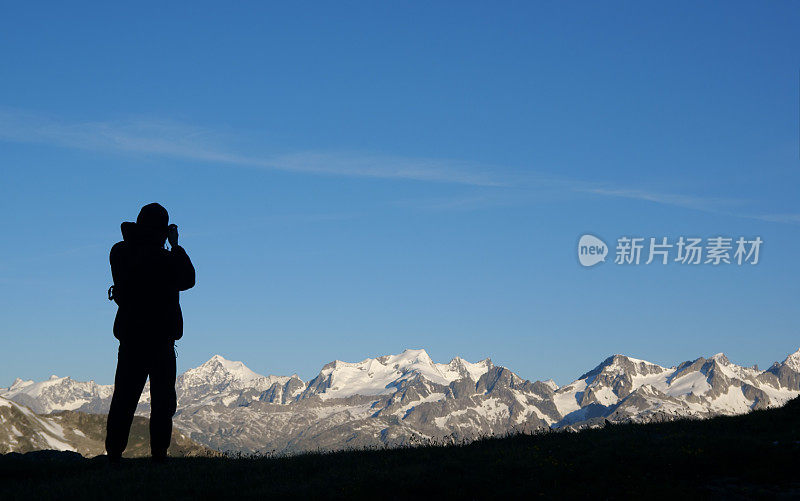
left=1, top=2, right=799, bottom=386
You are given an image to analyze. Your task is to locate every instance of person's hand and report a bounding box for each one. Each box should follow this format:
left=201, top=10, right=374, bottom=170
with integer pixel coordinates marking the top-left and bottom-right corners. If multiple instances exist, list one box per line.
left=168, top=224, right=179, bottom=247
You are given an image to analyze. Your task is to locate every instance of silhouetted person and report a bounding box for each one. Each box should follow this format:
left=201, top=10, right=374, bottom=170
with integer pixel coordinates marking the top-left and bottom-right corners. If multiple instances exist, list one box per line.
left=105, top=203, right=195, bottom=463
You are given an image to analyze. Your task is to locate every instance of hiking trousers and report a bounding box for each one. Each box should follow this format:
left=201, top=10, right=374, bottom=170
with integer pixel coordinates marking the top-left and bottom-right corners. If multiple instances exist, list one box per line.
left=105, top=341, right=177, bottom=459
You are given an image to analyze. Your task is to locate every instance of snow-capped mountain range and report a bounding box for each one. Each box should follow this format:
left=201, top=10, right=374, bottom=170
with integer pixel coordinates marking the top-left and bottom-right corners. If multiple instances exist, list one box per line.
left=2, top=347, right=799, bottom=454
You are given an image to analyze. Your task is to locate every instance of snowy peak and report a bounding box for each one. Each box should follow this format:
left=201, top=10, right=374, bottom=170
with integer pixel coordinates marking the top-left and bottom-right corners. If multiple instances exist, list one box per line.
left=700, top=353, right=763, bottom=383
left=0, top=376, right=113, bottom=414
left=179, top=355, right=289, bottom=392
left=783, top=348, right=800, bottom=372
left=374, top=348, right=438, bottom=376
left=437, top=356, right=492, bottom=383
left=10, top=378, right=34, bottom=391
left=312, top=349, right=492, bottom=400
left=710, top=353, right=730, bottom=365
left=203, top=355, right=266, bottom=383
left=579, top=354, right=667, bottom=381
left=543, top=379, right=559, bottom=391
left=321, top=349, right=438, bottom=378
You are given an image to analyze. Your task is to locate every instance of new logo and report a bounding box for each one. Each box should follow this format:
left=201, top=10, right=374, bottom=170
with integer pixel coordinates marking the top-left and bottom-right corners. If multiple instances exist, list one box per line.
left=578, top=234, right=607, bottom=267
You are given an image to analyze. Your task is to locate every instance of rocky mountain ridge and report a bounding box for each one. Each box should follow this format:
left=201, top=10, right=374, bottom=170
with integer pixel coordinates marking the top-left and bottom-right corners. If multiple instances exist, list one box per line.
left=0, top=396, right=212, bottom=457
left=3, top=347, right=799, bottom=454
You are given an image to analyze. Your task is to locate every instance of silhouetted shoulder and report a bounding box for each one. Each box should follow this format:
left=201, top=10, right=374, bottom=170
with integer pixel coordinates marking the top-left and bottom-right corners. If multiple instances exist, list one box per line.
left=110, top=240, right=128, bottom=256
left=109, top=241, right=129, bottom=272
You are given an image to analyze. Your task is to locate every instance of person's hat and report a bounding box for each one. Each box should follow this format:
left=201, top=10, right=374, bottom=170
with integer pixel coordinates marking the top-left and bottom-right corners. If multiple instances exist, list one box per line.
left=136, top=203, right=169, bottom=229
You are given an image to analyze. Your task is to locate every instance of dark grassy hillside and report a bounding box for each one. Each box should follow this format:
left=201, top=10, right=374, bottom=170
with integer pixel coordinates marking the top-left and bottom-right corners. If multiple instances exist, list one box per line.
left=2, top=397, right=799, bottom=500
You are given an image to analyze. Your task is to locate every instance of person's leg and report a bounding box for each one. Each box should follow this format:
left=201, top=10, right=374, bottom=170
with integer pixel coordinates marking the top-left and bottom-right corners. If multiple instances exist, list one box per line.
left=105, top=344, right=148, bottom=460
left=148, top=343, right=177, bottom=460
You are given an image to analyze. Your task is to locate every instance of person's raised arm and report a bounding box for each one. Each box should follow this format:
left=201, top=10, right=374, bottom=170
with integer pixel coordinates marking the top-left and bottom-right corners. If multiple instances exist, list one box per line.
left=168, top=224, right=195, bottom=291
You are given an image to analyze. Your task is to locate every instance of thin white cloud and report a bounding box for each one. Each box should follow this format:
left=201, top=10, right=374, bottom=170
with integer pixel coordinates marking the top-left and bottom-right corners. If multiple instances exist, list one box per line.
left=746, top=213, right=800, bottom=224
left=0, top=109, right=502, bottom=186
left=267, top=152, right=504, bottom=186
left=577, top=187, right=800, bottom=225
left=393, top=193, right=515, bottom=211
left=2, top=109, right=795, bottom=224
left=576, top=187, right=742, bottom=212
